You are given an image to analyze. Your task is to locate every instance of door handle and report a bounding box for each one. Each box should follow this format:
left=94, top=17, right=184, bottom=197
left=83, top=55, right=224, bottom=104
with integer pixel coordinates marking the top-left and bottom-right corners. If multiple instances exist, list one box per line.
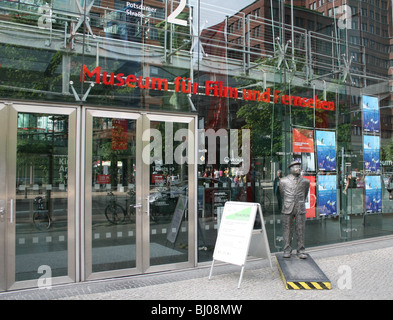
left=145, top=196, right=150, bottom=217
left=10, top=199, right=14, bottom=223
left=0, top=206, right=4, bottom=222
left=0, top=199, right=4, bottom=222
left=132, top=197, right=151, bottom=216
left=133, top=195, right=142, bottom=213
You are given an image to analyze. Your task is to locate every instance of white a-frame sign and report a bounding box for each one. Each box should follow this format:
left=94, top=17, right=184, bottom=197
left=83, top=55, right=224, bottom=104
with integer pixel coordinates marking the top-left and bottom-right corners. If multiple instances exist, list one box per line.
left=208, top=202, right=273, bottom=288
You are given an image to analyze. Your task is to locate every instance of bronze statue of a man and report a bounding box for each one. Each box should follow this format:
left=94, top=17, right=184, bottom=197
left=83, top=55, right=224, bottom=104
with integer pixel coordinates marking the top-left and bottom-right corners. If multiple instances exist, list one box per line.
left=279, top=161, right=310, bottom=259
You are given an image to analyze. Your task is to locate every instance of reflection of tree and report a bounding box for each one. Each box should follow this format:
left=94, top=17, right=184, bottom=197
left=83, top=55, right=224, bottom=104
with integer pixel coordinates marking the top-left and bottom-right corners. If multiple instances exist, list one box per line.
left=236, top=77, right=344, bottom=167
left=0, top=44, right=64, bottom=99
left=93, top=118, right=136, bottom=187
left=17, top=137, right=51, bottom=183
left=17, top=114, right=68, bottom=186
left=237, top=95, right=280, bottom=160
left=382, top=141, right=393, bottom=163
left=156, top=12, right=191, bottom=53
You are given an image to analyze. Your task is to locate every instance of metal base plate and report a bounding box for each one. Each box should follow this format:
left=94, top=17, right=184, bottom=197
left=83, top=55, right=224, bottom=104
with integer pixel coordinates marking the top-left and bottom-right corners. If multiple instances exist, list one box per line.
left=276, top=253, right=331, bottom=290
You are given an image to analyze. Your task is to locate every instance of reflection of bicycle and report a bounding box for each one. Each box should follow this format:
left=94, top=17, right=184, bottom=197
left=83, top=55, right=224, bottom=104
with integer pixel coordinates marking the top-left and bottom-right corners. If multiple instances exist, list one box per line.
left=105, top=191, right=127, bottom=224
left=105, top=190, right=145, bottom=224
left=33, top=196, right=51, bottom=230
left=105, top=190, right=162, bottom=224
left=259, top=188, right=272, bottom=212
left=105, top=192, right=126, bottom=224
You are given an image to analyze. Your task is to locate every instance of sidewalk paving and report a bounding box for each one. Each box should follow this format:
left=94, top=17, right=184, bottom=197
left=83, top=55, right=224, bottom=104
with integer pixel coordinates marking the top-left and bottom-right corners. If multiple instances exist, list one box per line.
left=1, top=236, right=393, bottom=300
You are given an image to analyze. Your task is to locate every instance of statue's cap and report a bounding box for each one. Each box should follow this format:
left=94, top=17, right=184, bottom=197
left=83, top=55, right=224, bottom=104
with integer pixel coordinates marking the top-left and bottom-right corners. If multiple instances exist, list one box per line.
left=288, top=160, right=301, bottom=168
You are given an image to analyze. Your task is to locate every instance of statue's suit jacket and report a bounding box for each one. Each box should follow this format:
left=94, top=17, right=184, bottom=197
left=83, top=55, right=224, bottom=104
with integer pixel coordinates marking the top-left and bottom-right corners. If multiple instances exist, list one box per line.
left=279, top=174, right=310, bottom=215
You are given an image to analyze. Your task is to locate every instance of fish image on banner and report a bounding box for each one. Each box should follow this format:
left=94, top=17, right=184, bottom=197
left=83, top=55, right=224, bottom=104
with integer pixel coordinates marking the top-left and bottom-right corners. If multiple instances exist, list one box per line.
left=362, top=95, right=380, bottom=134
left=318, top=175, right=337, bottom=216
left=365, top=176, right=382, bottom=213
left=316, top=131, right=336, bottom=171
left=364, top=135, right=381, bottom=173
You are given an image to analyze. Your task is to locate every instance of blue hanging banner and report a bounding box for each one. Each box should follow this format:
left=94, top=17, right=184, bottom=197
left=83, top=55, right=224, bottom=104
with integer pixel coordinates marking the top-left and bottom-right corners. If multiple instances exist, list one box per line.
left=318, top=175, right=337, bottom=216
left=364, top=135, right=381, bottom=173
left=362, top=95, right=380, bottom=133
left=316, top=131, right=336, bottom=172
left=365, top=176, right=382, bottom=213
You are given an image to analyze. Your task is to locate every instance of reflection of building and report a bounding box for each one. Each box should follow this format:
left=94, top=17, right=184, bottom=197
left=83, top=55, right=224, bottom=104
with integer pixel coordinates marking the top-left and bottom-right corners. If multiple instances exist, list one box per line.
left=306, top=0, right=391, bottom=83
left=305, top=0, right=393, bottom=148
left=206, top=0, right=393, bottom=144
left=90, top=0, right=167, bottom=44
left=225, top=0, right=336, bottom=70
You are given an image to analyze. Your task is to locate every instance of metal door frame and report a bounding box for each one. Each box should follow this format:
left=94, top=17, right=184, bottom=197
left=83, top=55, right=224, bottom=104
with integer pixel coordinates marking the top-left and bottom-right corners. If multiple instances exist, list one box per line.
left=83, top=108, right=197, bottom=281
left=0, top=103, right=197, bottom=289
left=83, top=109, right=143, bottom=280
left=2, top=102, right=78, bottom=291
left=141, top=113, right=197, bottom=274
left=0, top=103, right=8, bottom=291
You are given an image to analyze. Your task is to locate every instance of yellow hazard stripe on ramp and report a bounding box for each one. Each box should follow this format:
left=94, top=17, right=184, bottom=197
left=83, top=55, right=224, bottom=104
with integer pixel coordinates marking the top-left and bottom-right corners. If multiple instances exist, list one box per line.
left=286, top=281, right=331, bottom=290
left=323, top=282, right=332, bottom=290
left=300, top=282, right=311, bottom=289
left=287, top=282, right=300, bottom=290
left=311, top=282, right=322, bottom=289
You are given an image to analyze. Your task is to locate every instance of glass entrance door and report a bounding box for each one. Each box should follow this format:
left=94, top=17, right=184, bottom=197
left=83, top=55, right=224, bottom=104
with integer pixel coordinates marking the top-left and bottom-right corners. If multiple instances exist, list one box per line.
left=84, top=110, right=142, bottom=279
left=0, top=104, right=7, bottom=291
left=0, top=105, right=197, bottom=288
left=3, top=103, right=77, bottom=291
left=84, top=110, right=196, bottom=280
left=141, top=114, right=196, bottom=272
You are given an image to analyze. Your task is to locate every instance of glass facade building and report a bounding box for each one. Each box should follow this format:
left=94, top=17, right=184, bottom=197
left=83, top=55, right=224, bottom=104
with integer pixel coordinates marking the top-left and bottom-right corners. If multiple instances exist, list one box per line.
left=0, top=0, right=393, bottom=290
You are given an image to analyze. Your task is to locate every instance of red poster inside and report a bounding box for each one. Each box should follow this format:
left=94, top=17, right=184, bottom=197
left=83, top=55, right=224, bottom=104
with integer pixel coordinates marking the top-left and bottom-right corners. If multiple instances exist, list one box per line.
left=112, top=119, right=128, bottom=150
left=152, top=174, right=164, bottom=184
left=304, top=176, right=316, bottom=218
left=97, top=174, right=110, bottom=184
left=293, top=128, right=314, bottom=153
